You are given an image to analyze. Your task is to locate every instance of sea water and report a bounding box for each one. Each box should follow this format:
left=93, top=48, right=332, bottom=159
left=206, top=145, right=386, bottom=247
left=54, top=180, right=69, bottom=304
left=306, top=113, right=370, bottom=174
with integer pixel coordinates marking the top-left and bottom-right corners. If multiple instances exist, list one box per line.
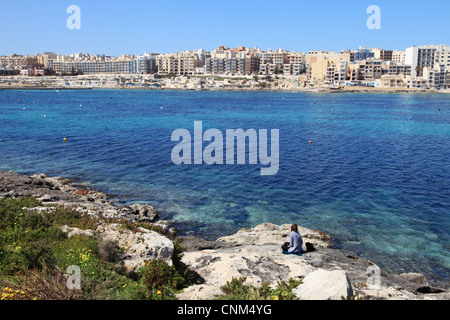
left=0, top=89, right=449, bottom=285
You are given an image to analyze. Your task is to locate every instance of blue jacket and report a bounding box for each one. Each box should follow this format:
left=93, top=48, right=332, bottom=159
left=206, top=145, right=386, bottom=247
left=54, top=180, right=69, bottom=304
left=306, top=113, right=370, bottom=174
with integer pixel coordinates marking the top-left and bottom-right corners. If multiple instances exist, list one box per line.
left=288, top=231, right=303, bottom=253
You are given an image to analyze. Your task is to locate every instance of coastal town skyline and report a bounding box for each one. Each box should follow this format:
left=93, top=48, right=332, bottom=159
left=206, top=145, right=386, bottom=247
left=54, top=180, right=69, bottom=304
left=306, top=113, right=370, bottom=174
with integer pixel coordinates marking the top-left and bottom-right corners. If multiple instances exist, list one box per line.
left=1, top=43, right=449, bottom=91
left=2, top=41, right=449, bottom=58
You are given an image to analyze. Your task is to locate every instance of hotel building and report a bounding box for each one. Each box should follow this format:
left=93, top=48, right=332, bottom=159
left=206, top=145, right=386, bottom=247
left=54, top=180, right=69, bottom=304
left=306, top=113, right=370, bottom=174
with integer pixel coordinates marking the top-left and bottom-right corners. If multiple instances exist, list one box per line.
left=405, top=45, right=447, bottom=77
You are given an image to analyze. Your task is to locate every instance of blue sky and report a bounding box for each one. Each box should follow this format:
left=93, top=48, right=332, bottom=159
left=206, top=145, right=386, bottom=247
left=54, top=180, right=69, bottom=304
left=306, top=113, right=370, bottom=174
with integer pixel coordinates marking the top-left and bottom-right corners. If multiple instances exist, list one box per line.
left=0, top=0, right=448, bottom=56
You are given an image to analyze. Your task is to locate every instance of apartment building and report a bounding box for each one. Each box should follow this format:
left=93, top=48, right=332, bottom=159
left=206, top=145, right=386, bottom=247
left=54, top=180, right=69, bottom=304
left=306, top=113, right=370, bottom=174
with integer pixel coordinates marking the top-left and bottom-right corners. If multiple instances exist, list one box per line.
left=307, top=52, right=351, bottom=83
left=282, top=52, right=306, bottom=75
left=380, top=75, right=427, bottom=88
left=156, top=51, right=202, bottom=75
left=349, top=64, right=361, bottom=82
left=314, top=60, right=348, bottom=84
left=52, top=53, right=156, bottom=75
left=156, top=55, right=178, bottom=74
left=434, top=47, right=450, bottom=70
left=205, top=55, right=258, bottom=75
left=373, top=48, right=393, bottom=61
left=283, top=63, right=305, bottom=76
left=423, top=63, right=447, bottom=89
left=392, top=50, right=405, bottom=64
left=341, top=50, right=356, bottom=62
left=382, top=62, right=412, bottom=76
left=358, top=59, right=383, bottom=81
left=0, top=54, right=27, bottom=68
left=405, top=45, right=447, bottom=77
left=354, top=48, right=375, bottom=61
left=259, top=63, right=275, bottom=75
left=205, top=48, right=259, bottom=75
left=260, top=50, right=289, bottom=68
left=334, top=60, right=349, bottom=83
left=136, top=54, right=157, bottom=74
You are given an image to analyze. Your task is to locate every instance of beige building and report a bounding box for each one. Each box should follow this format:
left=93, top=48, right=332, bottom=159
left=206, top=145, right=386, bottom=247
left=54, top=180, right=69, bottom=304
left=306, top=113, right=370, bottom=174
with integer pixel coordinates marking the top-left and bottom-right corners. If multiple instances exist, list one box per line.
left=260, top=50, right=289, bottom=66
left=380, top=75, right=427, bottom=88
left=0, top=54, right=27, bottom=69
left=283, top=52, right=306, bottom=75
left=392, top=50, right=405, bottom=64
left=156, top=51, right=202, bottom=75
left=347, top=59, right=383, bottom=82
left=382, top=62, right=411, bottom=76
left=423, top=63, right=448, bottom=89
left=307, top=52, right=351, bottom=83
left=373, top=48, right=393, bottom=61
left=434, top=47, right=450, bottom=71
left=205, top=47, right=260, bottom=75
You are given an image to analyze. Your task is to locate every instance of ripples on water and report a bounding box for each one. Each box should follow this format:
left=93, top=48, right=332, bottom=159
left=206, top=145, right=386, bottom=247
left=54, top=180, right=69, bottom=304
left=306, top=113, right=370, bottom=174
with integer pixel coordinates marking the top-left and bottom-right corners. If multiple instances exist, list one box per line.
left=0, top=89, right=449, bottom=284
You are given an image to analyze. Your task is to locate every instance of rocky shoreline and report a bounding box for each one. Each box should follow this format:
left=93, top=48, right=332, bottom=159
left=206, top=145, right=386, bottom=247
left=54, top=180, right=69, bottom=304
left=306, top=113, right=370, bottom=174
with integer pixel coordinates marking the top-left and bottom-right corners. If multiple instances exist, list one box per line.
left=0, top=170, right=448, bottom=300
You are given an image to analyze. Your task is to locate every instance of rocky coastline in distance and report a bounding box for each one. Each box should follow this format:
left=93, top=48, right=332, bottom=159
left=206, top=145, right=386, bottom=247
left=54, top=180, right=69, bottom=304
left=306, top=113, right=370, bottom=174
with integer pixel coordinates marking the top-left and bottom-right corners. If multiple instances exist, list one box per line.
left=0, top=170, right=448, bottom=300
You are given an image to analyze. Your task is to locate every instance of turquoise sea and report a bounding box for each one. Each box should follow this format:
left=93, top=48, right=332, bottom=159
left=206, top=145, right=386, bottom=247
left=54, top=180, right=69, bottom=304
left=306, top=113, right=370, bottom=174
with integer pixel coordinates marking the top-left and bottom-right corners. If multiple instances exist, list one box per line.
left=0, top=89, right=449, bottom=285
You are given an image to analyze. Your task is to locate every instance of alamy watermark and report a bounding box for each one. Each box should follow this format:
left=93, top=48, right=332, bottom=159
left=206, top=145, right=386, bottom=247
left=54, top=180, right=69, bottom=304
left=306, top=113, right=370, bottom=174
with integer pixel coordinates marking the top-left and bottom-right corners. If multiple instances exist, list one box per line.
left=366, top=265, right=382, bottom=289
left=171, top=121, right=279, bottom=175
left=66, top=5, right=81, bottom=30
left=66, top=265, right=81, bottom=290
left=366, top=5, right=381, bottom=30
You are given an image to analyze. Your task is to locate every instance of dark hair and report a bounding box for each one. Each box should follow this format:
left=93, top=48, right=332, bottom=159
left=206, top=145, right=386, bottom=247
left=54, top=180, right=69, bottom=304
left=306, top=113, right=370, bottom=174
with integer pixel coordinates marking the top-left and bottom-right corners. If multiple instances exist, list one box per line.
left=291, top=224, right=298, bottom=232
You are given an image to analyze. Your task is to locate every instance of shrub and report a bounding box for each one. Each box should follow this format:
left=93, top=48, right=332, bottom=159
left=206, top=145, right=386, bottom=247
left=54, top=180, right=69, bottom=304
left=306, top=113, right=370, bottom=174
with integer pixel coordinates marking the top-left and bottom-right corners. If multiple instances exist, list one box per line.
left=97, top=238, right=119, bottom=263
left=47, top=205, right=100, bottom=230
left=217, top=277, right=302, bottom=300
left=139, top=259, right=185, bottom=300
left=0, top=264, right=103, bottom=300
left=0, top=197, right=197, bottom=300
left=52, top=235, right=101, bottom=277
left=218, top=277, right=262, bottom=300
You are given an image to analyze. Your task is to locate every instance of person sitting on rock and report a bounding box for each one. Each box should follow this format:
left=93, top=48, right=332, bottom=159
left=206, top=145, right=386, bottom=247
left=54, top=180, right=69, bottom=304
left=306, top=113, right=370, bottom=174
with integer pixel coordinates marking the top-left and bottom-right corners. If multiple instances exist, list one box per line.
left=282, top=224, right=303, bottom=254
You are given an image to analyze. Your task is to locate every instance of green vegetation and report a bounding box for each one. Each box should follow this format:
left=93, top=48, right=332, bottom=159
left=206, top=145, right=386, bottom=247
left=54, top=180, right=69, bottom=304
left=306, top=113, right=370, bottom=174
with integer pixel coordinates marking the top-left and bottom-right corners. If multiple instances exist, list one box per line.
left=216, top=277, right=302, bottom=300
left=0, top=197, right=305, bottom=301
left=0, top=197, right=194, bottom=300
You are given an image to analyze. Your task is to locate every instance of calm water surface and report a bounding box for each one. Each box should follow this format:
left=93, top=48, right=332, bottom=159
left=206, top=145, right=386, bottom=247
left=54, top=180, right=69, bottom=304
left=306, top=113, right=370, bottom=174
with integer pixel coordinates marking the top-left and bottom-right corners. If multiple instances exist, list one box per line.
left=0, top=89, right=449, bottom=284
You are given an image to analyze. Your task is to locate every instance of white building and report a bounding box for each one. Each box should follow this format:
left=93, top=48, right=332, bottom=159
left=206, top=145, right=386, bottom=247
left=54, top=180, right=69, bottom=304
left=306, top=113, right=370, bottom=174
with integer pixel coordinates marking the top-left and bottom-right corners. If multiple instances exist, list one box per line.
left=405, top=45, right=447, bottom=77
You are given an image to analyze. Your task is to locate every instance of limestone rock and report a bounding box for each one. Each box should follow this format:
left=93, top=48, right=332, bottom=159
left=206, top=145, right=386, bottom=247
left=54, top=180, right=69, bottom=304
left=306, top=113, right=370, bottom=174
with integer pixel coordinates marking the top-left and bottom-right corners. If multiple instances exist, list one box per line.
left=357, top=287, right=411, bottom=300
left=22, top=206, right=56, bottom=214
left=97, top=223, right=173, bottom=272
left=176, top=244, right=314, bottom=300
left=152, top=220, right=179, bottom=237
left=293, top=268, right=354, bottom=300
left=394, top=273, right=429, bottom=288
left=178, top=236, right=233, bottom=252
left=61, top=225, right=95, bottom=238
left=130, top=204, right=158, bottom=222
left=218, top=223, right=330, bottom=250
left=177, top=284, right=223, bottom=301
